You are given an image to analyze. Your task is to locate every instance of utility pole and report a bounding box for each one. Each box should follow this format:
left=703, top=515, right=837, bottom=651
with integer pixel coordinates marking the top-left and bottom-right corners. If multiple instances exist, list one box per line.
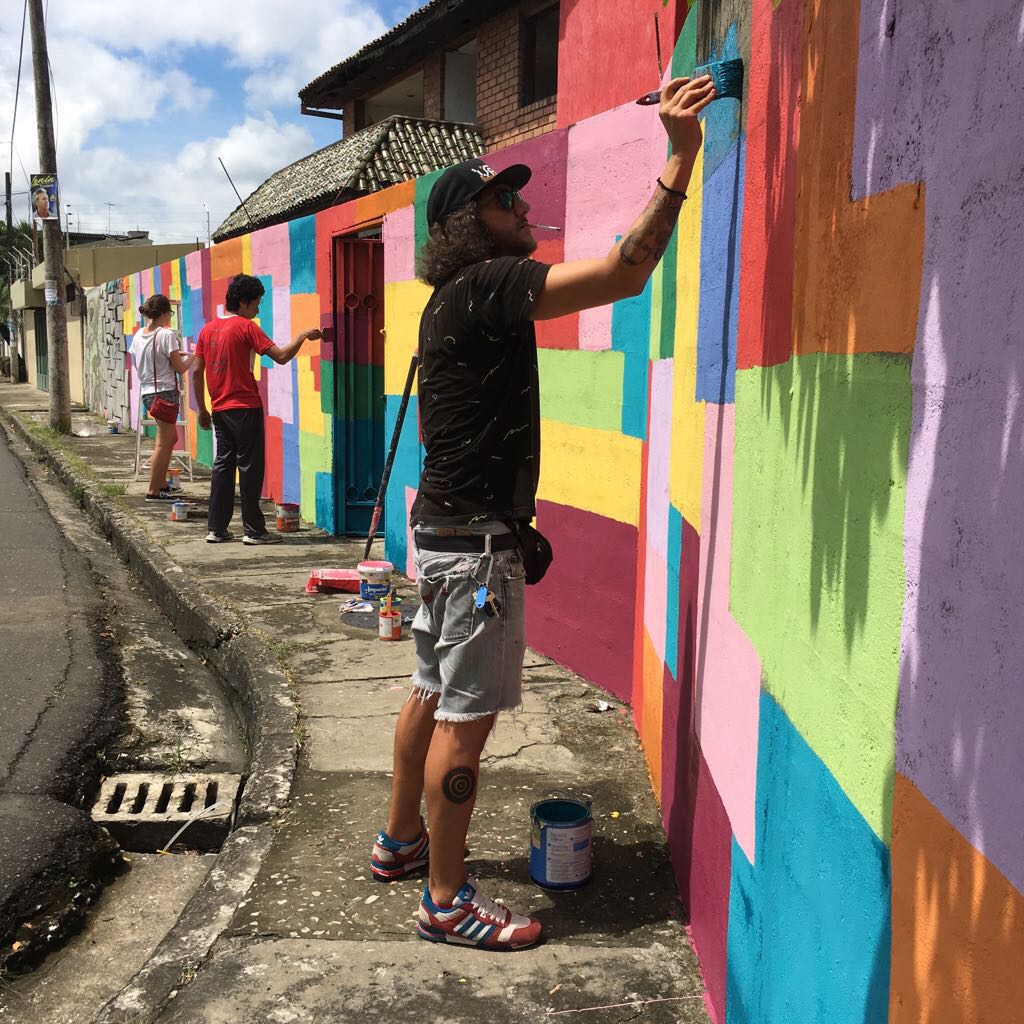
left=28, top=0, right=70, bottom=432
left=4, top=170, right=22, bottom=384
left=203, top=202, right=211, bottom=247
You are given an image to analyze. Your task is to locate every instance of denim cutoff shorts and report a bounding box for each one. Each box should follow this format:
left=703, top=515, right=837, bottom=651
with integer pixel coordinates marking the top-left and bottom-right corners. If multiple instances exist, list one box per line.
left=142, top=389, right=178, bottom=414
left=410, top=522, right=526, bottom=722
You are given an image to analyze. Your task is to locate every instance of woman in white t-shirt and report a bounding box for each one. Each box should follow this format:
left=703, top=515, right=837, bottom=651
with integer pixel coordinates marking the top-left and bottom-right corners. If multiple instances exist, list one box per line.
left=129, top=294, right=194, bottom=501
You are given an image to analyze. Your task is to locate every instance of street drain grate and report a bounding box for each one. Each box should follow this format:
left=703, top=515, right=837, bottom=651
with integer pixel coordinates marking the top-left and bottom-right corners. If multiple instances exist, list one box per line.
left=91, top=772, right=242, bottom=852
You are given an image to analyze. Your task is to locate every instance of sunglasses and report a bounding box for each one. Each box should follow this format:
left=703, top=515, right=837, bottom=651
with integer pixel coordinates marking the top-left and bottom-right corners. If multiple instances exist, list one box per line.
left=488, top=188, right=522, bottom=211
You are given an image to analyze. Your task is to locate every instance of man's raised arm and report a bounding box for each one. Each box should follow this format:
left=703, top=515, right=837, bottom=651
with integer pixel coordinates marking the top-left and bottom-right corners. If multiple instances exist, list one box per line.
left=531, top=74, right=716, bottom=322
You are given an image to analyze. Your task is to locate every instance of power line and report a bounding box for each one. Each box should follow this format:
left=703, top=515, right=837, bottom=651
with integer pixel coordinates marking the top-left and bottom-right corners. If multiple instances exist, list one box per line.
left=8, top=0, right=28, bottom=185
left=43, top=0, right=57, bottom=154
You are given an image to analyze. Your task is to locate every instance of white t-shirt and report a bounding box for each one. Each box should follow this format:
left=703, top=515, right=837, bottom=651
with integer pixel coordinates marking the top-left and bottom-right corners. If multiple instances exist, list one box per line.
left=130, top=327, right=185, bottom=395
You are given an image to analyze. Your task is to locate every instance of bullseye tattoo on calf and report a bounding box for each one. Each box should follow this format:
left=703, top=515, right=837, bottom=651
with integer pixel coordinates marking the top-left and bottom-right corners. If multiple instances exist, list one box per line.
left=443, top=766, right=476, bottom=804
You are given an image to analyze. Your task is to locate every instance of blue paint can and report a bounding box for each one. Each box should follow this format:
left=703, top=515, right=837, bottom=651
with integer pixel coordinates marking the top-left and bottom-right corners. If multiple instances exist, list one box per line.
left=529, top=798, right=593, bottom=890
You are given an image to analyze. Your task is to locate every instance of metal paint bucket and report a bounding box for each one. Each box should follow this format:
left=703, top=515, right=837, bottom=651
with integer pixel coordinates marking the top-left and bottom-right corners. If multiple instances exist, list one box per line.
left=276, top=502, right=300, bottom=533
left=358, top=560, right=393, bottom=600
left=529, top=798, right=593, bottom=890
left=108, top=420, right=120, bottom=434
left=378, top=610, right=402, bottom=641
left=166, top=467, right=182, bottom=491
left=170, top=501, right=189, bottom=522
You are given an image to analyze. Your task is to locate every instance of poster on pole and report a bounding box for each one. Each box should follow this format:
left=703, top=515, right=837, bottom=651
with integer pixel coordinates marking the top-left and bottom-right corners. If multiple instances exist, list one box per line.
left=30, top=173, right=59, bottom=225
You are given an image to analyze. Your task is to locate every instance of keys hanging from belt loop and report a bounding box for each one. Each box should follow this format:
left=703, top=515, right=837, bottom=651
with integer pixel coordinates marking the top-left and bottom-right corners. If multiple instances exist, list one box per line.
left=482, top=533, right=494, bottom=588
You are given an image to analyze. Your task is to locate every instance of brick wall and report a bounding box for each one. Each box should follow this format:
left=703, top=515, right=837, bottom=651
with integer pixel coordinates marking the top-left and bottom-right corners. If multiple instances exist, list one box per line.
left=342, top=100, right=358, bottom=140
left=423, top=52, right=444, bottom=121
left=477, top=5, right=558, bottom=150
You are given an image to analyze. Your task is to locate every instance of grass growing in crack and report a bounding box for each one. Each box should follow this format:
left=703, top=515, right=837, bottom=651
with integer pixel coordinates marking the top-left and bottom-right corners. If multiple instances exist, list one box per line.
left=69, top=482, right=86, bottom=507
left=163, top=727, right=200, bottom=777
left=98, top=481, right=128, bottom=498
left=24, top=420, right=96, bottom=481
left=263, top=636, right=297, bottom=661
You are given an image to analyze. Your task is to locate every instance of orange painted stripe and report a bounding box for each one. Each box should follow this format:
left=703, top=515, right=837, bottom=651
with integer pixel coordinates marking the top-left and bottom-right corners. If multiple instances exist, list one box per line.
left=889, top=774, right=1024, bottom=1023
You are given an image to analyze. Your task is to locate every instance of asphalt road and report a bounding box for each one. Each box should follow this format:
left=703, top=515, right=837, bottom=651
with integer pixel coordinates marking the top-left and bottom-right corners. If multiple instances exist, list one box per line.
left=0, top=422, right=121, bottom=965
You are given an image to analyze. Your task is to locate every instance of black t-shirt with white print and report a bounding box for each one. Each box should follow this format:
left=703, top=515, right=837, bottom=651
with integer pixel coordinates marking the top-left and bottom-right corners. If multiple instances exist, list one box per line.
left=410, top=256, right=552, bottom=527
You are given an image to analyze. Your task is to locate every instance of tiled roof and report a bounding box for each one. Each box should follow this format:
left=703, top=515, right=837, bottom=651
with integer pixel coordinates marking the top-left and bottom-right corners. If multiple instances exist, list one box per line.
left=213, top=116, right=484, bottom=242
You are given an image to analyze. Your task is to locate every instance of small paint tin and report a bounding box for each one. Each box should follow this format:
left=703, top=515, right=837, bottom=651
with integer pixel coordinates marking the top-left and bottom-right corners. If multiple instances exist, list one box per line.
left=276, top=502, right=300, bottom=533
left=378, top=610, right=402, bottom=641
left=166, top=467, right=182, bottom=490
left=108, top=420, right=120, bottom=434
left=530, top=798, right=593, bottom=890
left=358, top=560, right=393, bottom=600
left=170, top=501, right=189, bottom=522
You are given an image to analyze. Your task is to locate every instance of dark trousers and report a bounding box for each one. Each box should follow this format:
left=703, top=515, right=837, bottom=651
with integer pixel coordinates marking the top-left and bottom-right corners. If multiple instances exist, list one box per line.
left=208, top=408, right=267, bottom=537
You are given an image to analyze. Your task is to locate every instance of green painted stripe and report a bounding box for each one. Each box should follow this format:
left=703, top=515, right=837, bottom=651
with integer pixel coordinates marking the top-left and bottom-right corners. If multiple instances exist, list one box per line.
left=537, top=348, right=625, bottom=432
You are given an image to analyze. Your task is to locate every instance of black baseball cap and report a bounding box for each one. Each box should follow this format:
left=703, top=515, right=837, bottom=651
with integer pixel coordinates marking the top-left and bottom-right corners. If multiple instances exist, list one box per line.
left=426, top=158, right=532, bottom=228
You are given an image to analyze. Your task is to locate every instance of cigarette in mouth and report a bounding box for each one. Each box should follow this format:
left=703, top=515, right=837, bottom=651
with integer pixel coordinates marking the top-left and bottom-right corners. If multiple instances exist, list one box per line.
left=528, top=224, right=562, bottom=231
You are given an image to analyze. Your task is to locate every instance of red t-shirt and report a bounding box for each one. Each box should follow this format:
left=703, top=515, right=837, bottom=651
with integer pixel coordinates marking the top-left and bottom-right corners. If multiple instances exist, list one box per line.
left=194, top=315, right=275, bottom=411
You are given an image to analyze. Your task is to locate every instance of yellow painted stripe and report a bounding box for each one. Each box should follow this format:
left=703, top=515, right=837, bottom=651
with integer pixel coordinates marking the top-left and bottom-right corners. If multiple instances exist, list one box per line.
left=537, top=419, right=642, bottom=526
left=670, top=144, right=705, bottom=524
left=297, top=354, right=324, bottom=436
left=383, top=279, right=431, bottom=395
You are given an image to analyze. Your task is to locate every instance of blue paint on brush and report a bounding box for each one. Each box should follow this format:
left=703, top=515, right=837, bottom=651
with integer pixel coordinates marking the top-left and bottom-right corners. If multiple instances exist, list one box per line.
left=636, top=57, right=745, bottom=105
left=694, top=58, right=744, bottom=102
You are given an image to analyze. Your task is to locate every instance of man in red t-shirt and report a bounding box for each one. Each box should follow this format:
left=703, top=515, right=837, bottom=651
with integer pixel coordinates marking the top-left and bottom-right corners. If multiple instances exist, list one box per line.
left=192, top=274, right=321, bottom=544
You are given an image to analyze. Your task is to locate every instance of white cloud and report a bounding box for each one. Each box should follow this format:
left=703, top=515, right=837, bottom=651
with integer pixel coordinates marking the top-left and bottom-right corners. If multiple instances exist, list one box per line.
left=72, top=116, right=315, bottom=242
left=0, top=0, right=392, bottom=242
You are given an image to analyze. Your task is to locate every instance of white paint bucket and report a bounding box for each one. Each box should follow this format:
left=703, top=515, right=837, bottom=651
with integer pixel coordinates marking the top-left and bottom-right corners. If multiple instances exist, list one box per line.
left=358, top=560, right=393, bottom=600
left=170, top=501, right=189, bottom=522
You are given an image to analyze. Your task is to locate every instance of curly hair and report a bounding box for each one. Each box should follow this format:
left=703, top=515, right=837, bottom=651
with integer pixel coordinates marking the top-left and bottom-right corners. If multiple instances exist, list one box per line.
left=416, top=202, right=499, bottom=288
left=225, top=273, right=265, bottom=312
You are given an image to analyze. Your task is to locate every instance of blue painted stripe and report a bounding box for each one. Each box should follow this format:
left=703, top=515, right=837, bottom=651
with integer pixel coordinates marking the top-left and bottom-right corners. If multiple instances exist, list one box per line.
left=725, top=692, right=892, bottom=1023
left=665, top=505, right=684, bottom=680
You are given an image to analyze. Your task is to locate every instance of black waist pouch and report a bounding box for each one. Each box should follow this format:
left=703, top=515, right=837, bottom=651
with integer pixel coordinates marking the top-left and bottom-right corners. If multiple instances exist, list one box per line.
left=511, top=520, right=553, bottom=585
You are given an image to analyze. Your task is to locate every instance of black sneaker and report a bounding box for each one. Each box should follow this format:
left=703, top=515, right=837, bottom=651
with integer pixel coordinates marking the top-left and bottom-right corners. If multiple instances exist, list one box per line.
left=243, top=532, right=283, bottom=545
left=145, top=490, right=177, bottom=502
left=205, top=530, right=234, bottom=543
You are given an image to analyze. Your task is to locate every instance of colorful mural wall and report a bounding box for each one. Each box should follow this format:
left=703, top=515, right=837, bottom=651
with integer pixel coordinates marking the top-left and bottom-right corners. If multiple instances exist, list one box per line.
left=84, top=0, right=1023, bottom=1020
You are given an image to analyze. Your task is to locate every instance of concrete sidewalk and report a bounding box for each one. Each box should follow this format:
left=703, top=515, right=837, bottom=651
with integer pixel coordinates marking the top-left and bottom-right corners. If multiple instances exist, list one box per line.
left=0, top=384, right=709, bottom=1024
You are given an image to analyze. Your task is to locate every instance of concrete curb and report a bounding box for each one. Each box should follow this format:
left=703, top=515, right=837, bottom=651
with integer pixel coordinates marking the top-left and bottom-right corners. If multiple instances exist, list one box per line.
left=0, top=407, right=298, bottom=824
left=0, top=406, right=298, bottom=1022
left=92, top=825, right=275, bottom=1024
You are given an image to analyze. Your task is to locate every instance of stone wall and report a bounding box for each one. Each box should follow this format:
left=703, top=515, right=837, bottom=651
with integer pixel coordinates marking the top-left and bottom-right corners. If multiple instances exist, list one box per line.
left=83, top=281, right=130, bottom=427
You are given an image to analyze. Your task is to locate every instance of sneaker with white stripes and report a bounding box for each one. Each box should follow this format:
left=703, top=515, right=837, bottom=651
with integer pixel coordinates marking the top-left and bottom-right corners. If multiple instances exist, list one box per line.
left=370, top=823, right=429, bottom=881
left=417, top=878, right=542, bottom=951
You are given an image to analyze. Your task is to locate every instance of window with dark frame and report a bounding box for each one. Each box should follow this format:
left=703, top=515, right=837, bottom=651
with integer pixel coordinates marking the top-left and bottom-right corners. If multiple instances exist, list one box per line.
left=520, top=4, right=559, bottom=107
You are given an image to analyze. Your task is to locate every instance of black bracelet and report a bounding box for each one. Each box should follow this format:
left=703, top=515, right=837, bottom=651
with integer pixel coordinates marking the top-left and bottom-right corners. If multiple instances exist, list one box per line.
left=656, top=177, right=687, bottom=200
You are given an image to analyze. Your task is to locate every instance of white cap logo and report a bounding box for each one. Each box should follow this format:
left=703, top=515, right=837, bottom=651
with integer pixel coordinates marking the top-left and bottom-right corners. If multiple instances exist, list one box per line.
left=470, top=163, right=496, bottom=181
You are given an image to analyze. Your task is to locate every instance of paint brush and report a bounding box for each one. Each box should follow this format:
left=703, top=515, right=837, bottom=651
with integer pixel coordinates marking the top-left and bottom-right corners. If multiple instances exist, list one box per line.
left=636, top=58, right=745, bottom=106
left=528, top=224, right=562, bottom=231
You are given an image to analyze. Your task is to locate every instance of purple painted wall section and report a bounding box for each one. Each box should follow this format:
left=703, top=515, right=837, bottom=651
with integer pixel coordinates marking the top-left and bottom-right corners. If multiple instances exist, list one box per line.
left=853, top=0, right=1024, bottom=891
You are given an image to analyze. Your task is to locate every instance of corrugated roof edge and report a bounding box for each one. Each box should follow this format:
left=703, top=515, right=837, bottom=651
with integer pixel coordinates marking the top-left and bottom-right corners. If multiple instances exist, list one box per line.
left=299, top=0, right=451, bottom=101
left=212, top=115, right=483, bottom=242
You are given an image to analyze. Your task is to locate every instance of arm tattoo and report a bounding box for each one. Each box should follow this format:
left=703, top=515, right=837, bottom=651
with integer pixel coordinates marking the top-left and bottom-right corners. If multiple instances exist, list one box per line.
left=619, top=187, right=685, bottom=267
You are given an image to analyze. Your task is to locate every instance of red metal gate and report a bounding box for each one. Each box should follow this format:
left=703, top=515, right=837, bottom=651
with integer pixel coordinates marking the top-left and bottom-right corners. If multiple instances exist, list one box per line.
left=332, top=236, right=385, bottom=536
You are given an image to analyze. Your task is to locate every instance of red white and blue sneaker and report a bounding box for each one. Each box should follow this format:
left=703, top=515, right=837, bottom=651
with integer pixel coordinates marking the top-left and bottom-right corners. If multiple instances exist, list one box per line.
left=370, top=823, right=430, bottom=881
left=417, top=878, right=542, bottom=951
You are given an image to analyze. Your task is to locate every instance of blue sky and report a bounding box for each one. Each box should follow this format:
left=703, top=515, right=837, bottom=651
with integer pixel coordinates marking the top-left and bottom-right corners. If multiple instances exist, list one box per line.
left=1, top=0, right=417, bottom=242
